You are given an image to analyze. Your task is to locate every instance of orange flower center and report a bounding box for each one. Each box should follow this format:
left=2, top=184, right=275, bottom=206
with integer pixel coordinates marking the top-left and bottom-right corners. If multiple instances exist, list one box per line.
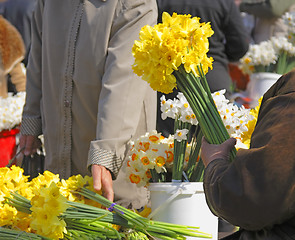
left=129, top=174, right=141, bottom=184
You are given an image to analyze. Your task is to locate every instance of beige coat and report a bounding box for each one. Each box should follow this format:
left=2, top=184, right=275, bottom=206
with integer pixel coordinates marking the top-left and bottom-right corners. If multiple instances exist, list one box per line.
left=0, top=15, right=26, bottom=97
left=21, top=0, right=158, bottom=181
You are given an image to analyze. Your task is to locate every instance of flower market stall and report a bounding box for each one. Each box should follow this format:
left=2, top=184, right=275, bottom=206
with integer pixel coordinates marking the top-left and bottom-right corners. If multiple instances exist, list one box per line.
left=0, top=10, right=268, bottom=240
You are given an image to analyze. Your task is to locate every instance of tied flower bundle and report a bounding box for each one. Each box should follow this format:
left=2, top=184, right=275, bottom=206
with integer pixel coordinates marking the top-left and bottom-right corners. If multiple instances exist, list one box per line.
left=132, top=12, right=238, bottom=181
left=126, top=90, right=255, bottom=187
left=0, top=166, right=212, bottom=240
left=0, top=92, right=25, bottom=132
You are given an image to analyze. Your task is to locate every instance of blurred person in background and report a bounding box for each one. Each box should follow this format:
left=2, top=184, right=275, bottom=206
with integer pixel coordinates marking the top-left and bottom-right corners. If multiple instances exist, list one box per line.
left=239, top=0, right=295, bottom=43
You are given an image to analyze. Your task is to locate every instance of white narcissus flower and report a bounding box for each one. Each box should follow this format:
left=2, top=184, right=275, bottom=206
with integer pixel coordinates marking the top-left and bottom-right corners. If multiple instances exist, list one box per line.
left=161, top=90, right=254, bottom=142
left=239, top=40, right=277, bottom=75
left=160, top=96, right=178, bottom=120
left=271, top=36, right=295, bottom=55
left=174, top=129, right=189, bottom=142
left=282, top=11, right=295, bottom=45
left=128, top=90, right=256, bottom=187
left=0, top=92, right=26, bottom=132
left=160, top=93, right=199, bottom=125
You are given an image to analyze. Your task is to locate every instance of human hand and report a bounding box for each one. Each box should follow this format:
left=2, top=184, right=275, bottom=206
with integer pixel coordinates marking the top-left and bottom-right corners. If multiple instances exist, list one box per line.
left=19, top=135, right=42, bottom=156
left=92, top=164, right=114, bottom=202
left=201, top=137, right=236, bottom=167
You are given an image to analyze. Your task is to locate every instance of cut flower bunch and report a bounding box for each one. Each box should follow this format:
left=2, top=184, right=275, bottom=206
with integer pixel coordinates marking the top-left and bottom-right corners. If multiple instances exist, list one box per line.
left=0, top=92, right=25, bottom=132
left=0, top=166, right=212, bottom=239
left=132, top=12, right=237, bottom=181
left=126, top=90, right=255, bottom=187
left=239, top=11, right=295, bottom=76
left=239, top=36, right=295, bottom=75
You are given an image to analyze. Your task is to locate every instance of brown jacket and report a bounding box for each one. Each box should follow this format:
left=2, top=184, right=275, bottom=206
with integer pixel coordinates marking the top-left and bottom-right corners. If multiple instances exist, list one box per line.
left=204, top=70, right=295, bottom=239
left=0, top=15, right=26, bottom=97
left=20, top=0, right=157, bottom=180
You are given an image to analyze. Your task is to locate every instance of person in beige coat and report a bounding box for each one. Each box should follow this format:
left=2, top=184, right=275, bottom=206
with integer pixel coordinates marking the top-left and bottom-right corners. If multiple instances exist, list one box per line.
left=0, top=15, right=26, bottom=98
left=19, top=0, right=158, bottom=204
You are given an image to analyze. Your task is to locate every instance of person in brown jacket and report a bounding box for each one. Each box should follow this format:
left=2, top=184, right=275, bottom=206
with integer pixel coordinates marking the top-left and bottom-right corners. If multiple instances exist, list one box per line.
left=201, top=69, right=295, bottom=239
left=0, top=15, right=26, bottom=98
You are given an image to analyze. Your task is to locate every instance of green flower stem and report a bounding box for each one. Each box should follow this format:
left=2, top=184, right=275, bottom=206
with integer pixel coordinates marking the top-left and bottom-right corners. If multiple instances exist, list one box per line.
left=276, top=51, right=288, bottom=74
left=179, top=66, right=229, bottom=142
left=276, top=51, right=295, bottom=74
left=193, top=69, right=229, bottom=140
left=174, top=72, right=213, bottom=140
left=77, top=188, right=148, bottom=229
left=186, top=125, right=203, bottom=181
left=197, top=65, right=212, bottom=98
left=77, top=188, right=212, bottom=239
left=6, top=189, right=212, bottom=240
left=172, top=119, right=188, bottom=181
left=5, top=194, right=32, bottom=214
left=0, top=227, right=51, bottom=240
left=181, top=77, right=223, bottom=142
left=150, top=168, right=166, bottom=182
left=65, top=219, right=123, bottom=239
left=190, top=158, right=204, bottom=182
left=65, top=202, right=133, bottom=228
left=174, top=71, right=217, bottom=143
left=175, top=64, right=237, bottom=161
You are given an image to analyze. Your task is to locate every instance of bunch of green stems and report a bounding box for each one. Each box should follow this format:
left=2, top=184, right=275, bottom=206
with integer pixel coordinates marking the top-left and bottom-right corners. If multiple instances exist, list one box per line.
left=171, top=64, right=237, bottom=181
left=76, top=187, right=212, bottom=240
left=0, top=227, right=51, bottom=240
left=6, top=190, right=212, bottom=240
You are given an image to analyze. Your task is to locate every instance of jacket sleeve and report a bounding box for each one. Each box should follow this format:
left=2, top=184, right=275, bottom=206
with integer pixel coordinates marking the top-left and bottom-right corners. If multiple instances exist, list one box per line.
left=204, top=70, right=295, bottom=231
left=87, top=0, right=158, bottom=178
left=20, top=0, right=44, bottom=136
left=223, top=0, right=249, bottom=62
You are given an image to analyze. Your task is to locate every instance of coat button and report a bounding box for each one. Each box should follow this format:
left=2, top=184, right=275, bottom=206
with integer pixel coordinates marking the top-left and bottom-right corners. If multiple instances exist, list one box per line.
left=64, top=100, right=70, bottom=107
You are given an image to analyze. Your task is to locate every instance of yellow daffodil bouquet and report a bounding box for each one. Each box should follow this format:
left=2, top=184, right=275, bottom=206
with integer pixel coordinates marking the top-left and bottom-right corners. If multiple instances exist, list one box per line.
left=0, top=166, right=212, bottom=240
left=132, top=12, right=236, bottom=182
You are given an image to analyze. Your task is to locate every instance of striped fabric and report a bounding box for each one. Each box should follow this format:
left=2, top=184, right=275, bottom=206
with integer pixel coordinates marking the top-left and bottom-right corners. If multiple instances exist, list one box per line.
left=88, top=146, right=122, bottom=178
left=20, top=117, right=42, bottom=136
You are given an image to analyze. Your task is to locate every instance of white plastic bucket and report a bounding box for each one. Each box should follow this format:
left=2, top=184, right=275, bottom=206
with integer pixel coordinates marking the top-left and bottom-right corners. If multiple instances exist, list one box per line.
left=247, top=72, right=281, bottom=106
left=148, top=182, right=218, bottom=240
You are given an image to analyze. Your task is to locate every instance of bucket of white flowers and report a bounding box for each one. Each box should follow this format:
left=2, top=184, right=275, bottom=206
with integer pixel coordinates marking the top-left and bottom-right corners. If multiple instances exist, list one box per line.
left=0, top=92, right=25, bottom=167
left=239, top=36, right=295, bottom=106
